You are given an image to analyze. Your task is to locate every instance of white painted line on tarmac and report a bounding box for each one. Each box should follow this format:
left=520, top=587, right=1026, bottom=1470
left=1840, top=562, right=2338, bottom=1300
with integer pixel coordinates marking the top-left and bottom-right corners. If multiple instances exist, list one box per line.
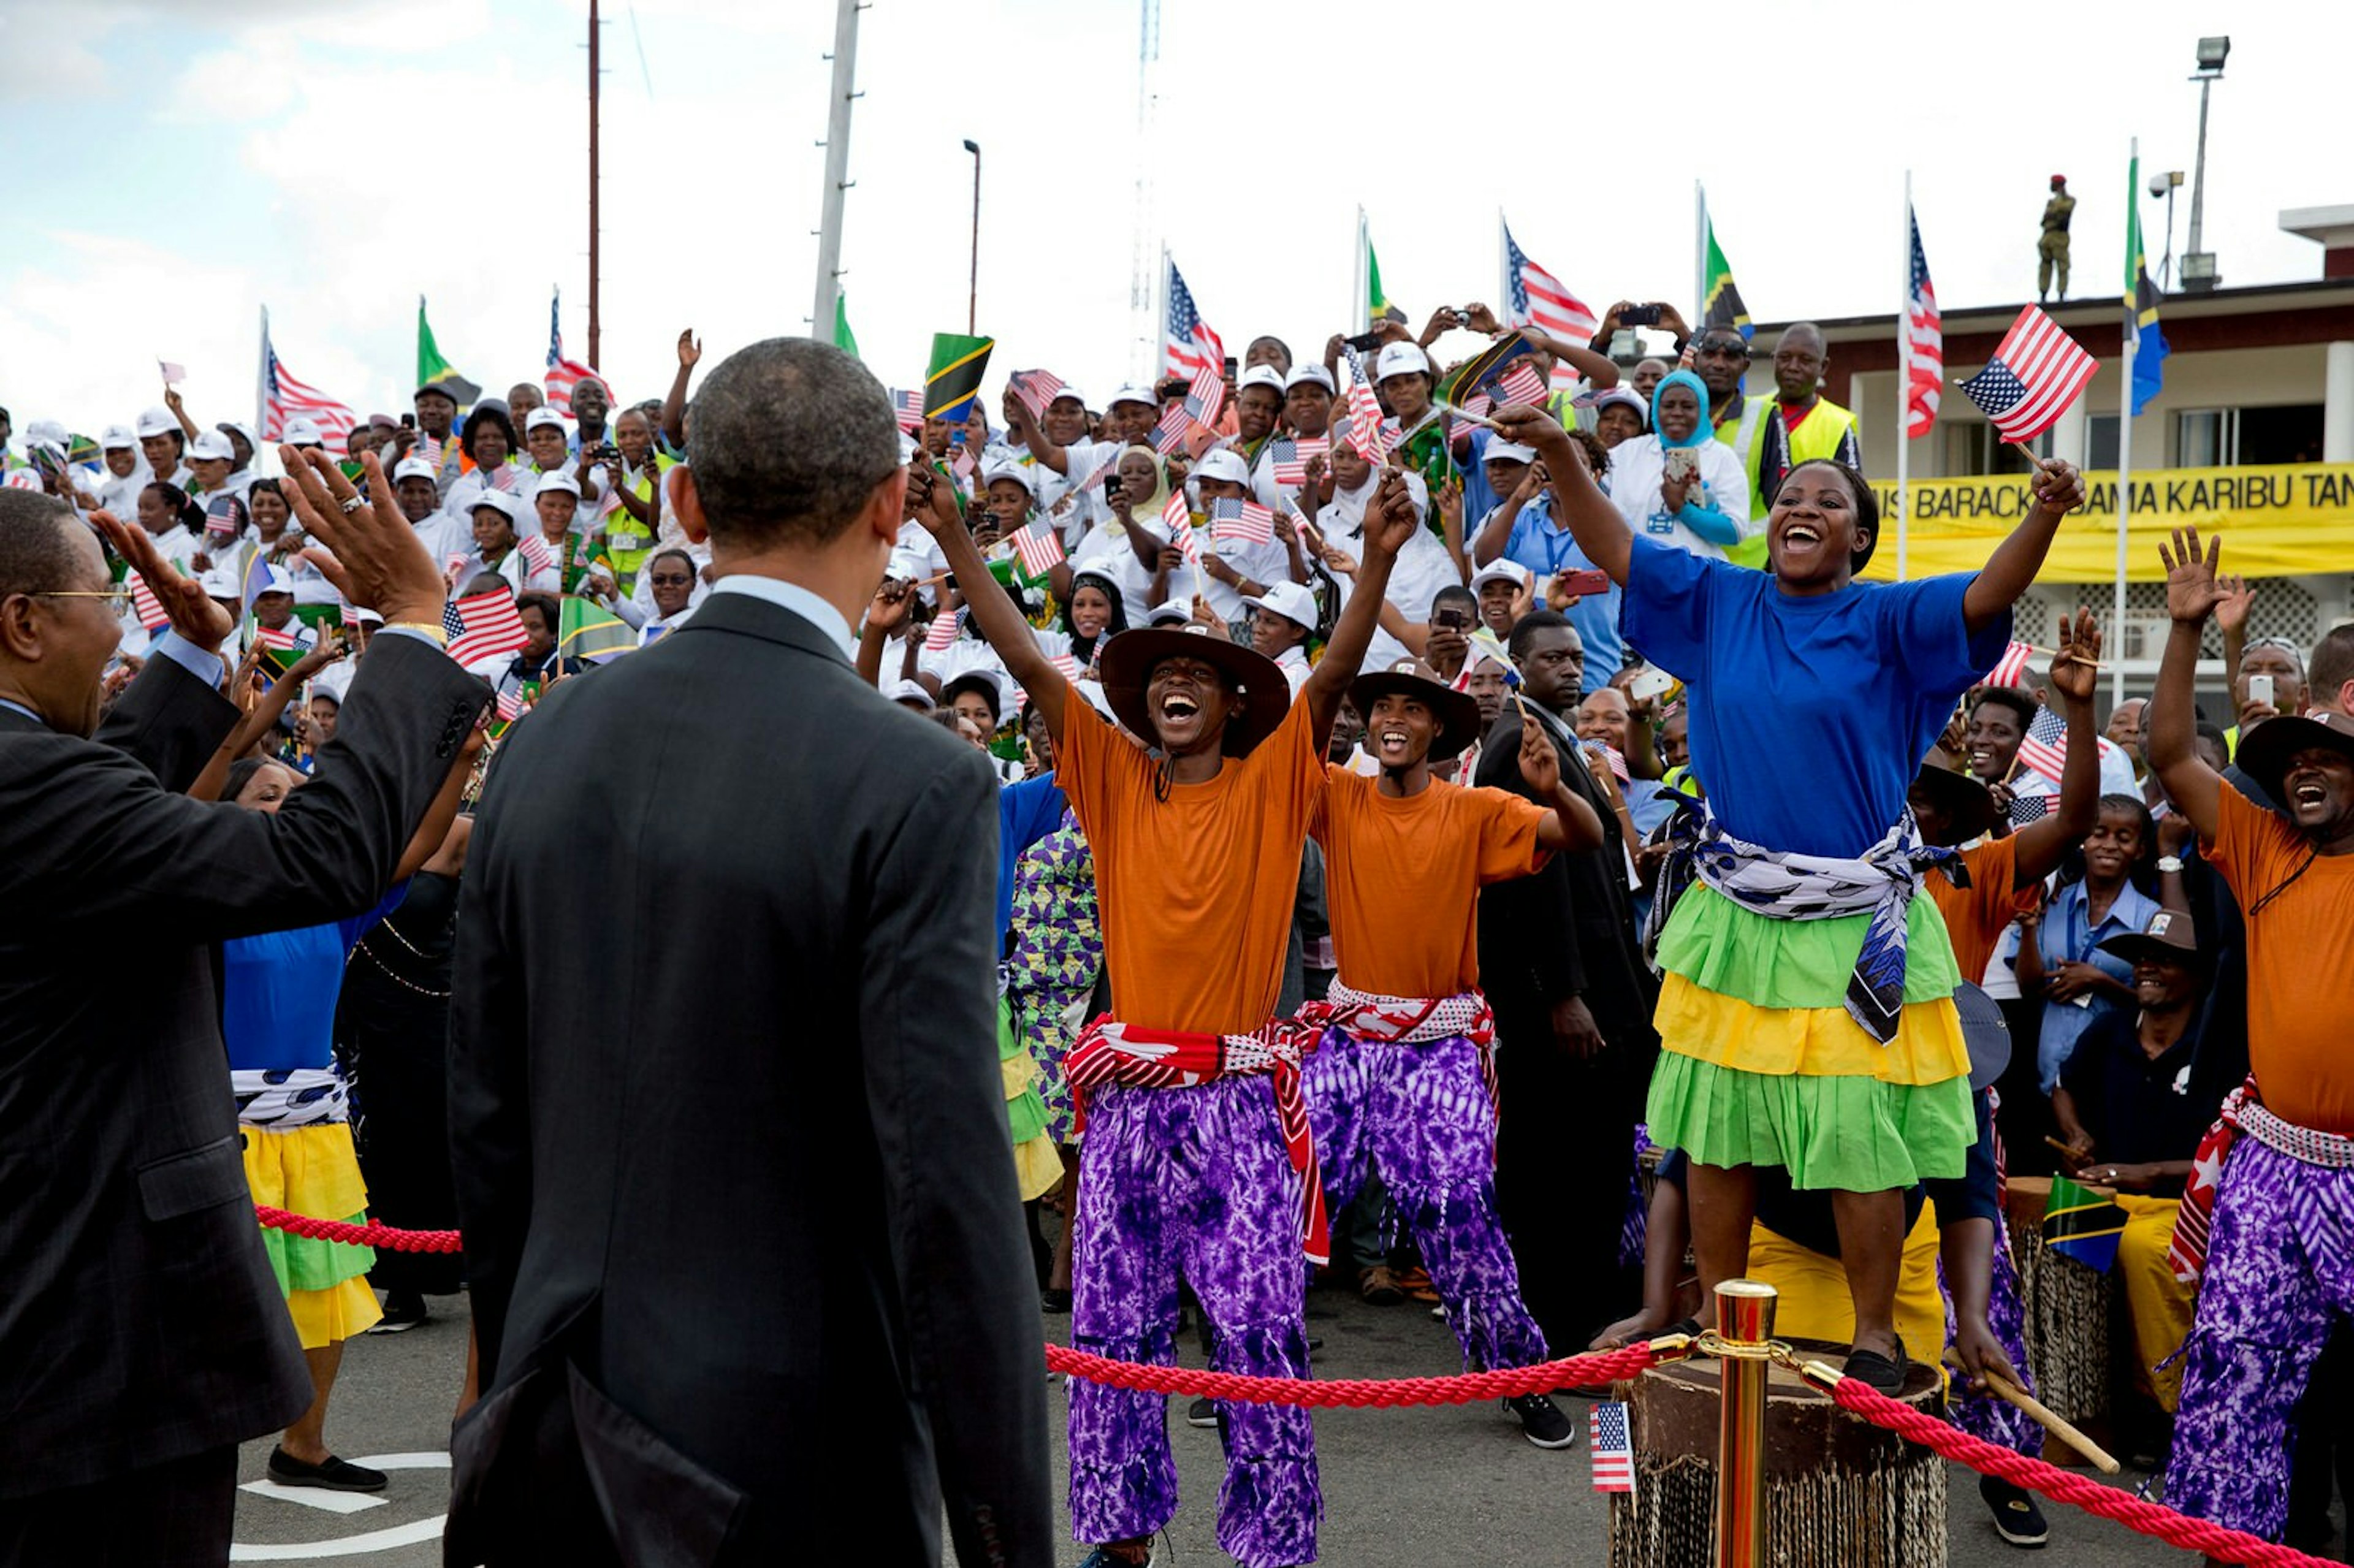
left=230, top=1452, right=453, bottom=1559
left=237, top=1479, right=386, bottom=1514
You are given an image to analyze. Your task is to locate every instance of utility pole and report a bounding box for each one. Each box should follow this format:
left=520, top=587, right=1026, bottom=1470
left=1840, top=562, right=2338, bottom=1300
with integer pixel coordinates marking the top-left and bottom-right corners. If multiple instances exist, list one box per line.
left=964, top=140, right=981, bottom=335
left=810, top=0, right=863, bottom=340
left=588, top=0, right=602, bottom=365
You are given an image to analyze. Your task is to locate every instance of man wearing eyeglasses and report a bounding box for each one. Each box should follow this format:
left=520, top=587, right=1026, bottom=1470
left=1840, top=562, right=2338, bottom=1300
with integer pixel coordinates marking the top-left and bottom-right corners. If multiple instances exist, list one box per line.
left=0, top=468, right=489, bottom=1566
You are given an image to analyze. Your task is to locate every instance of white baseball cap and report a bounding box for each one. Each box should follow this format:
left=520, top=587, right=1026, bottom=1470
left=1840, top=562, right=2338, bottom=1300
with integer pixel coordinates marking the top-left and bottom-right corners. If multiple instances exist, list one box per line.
left=283, top=417, right=324, bottom=447
left=1470, top=560, right=1531, bottom=593
left=1237, top=365, right=1286, bottom=397
left=1284, top=365, right=1336, bottom=394
left=469, top=490, right=521, bottom=522
left=980, top=461, right=1036, bottom=496
left=199, top=565, right=243, bottom=599
left=534, top=470, right=582, bottom=499
left=135, top=406, right=177, bottom=439
left=1107, top=385, right=1158, bottom=411
left=189, top=430, right=237, bottom=463
left=1482, top=440, right=1537, bottom=466
left=884, top=678, right=935, bottom=710
left=525, top=406, right=569, bottom=433
left=1145, top=601, right=1193, bottom=626
left=1375, top=343, right=1431, bottom=381
left=1048, top=385, right=1088, bottom=411
left=392, top=457, right=438, bottom=485
left=101, top=424, right=137, bottom=451
left=1241, top=580, right=1318, bottom=631
left=1191, top=449, right=1252, bottom=488
left=254, top=564, right=296, bottom=597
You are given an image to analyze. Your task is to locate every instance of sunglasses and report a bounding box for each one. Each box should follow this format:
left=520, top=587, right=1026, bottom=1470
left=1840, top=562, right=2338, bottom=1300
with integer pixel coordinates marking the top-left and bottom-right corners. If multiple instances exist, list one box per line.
left=29, top=588, right=135, bottom=615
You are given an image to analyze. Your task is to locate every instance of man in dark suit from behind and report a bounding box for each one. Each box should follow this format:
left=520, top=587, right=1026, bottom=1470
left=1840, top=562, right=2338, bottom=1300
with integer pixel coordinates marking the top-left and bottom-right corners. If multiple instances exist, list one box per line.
left=0, top=465, right=492, bottom=1567
left=1474, top=609, right=1661, bottom=1353
left=448, top=338, right=1050, bottom=1567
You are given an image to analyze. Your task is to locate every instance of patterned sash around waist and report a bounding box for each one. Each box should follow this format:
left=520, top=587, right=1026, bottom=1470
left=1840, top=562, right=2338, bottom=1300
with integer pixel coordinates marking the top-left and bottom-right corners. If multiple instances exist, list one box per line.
left=232, top=1066, right=348, bottom=1129
left=2169, top=1076, right=2354, bottom=1282
left=1304, top=984, right=1501, bottom=1160
left=1065, top=1014, right=1329, bottom=1264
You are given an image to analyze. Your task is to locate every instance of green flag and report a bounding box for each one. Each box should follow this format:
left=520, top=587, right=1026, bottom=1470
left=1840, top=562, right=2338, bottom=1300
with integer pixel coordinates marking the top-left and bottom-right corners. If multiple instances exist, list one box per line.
left=1365, top=234, right=1388, bottom=328
left=2042, top=1174, right=2125, bottom=1273
left=2125, top=157, right=2169, bottom=416
left=924, top=333, right=994, bottom=424
left=416, top=297, right=482, bottom=405
left=558, top=595, right=636, bottom=664
left=832, top=292, right=861, bottom=359
left=1702, top=220, right=1751, bottom=341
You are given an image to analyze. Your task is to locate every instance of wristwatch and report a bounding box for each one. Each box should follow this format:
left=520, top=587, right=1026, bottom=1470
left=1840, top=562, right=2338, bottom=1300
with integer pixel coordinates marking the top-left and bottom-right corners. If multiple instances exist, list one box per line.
left=2155, top=855, right=2185, bottom=874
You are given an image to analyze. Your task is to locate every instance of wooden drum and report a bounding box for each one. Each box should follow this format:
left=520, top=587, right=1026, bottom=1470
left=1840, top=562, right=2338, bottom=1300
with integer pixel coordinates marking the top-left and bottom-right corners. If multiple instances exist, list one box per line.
left=1607, top=1339, right=1948, bottom=1568
left=2004, top=1174, right=2119, bottom=1440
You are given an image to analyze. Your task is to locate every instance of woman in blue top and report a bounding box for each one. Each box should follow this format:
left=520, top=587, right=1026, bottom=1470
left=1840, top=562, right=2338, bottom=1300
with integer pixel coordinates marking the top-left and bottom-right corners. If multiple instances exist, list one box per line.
left=1488, top=400, right=2085, bottom=1389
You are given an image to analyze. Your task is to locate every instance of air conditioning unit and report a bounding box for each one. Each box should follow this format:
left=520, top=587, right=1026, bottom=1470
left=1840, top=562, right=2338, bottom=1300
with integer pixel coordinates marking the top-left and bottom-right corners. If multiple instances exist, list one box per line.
left=2114, top=614, right=2173, bottom=663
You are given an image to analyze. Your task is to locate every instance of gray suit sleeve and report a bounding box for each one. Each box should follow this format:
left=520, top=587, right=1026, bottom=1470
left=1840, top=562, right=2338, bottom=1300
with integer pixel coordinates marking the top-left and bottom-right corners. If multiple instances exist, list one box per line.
left=858, top=755, right=1052, bottom=1567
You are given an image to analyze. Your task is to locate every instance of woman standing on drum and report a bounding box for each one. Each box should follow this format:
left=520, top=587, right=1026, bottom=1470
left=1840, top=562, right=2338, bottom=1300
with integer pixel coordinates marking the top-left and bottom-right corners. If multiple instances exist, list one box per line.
left=1489, top=402, right=2084, bottom=1391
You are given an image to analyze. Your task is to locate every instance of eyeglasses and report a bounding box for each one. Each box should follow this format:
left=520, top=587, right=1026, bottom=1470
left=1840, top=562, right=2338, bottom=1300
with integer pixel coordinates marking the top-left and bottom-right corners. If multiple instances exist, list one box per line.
left=1697, top=340, right=1750, bottom=359
left=29, top=588, right=136, bottom=615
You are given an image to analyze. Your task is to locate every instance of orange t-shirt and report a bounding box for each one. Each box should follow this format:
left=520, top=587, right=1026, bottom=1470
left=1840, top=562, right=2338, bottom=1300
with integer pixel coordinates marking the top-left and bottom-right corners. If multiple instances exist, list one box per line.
left=1054, top=690, right=1326, bottom=1035
left=1309, top=769, right=1549, bottom=999
left=2204, top=783, right=2354, bottom=1135
left=1928, top=834, right=2038, bottom=986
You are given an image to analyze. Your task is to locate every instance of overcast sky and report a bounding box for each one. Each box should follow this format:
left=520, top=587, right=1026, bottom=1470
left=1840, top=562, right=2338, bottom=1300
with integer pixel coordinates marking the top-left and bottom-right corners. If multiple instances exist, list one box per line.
left=2, top=0, right=2342, bottom=446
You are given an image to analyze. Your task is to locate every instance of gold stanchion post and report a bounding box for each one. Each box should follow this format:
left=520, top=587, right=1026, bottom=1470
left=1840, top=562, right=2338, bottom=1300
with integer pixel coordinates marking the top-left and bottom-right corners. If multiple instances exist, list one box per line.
left=1713, top=1279, right=1778, bottom=1568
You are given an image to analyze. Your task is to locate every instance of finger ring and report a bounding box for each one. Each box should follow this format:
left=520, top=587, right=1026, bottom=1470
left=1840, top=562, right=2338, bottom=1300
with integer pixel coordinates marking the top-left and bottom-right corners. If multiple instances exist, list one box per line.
left=338, top=494, right=364, bottom=514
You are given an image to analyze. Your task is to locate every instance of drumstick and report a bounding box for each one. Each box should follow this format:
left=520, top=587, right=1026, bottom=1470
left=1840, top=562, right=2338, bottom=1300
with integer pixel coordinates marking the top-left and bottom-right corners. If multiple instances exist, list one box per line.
left=1436, top=399, right=1506, bottom=433
left=1944, top=1351, right=2120, bottom=1474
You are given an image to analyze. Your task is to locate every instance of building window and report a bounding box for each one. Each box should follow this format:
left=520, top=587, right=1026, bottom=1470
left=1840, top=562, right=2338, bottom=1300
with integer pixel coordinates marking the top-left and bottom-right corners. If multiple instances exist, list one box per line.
left=2088, top=414, right=2120, bottom=469
left=2239, top=404, right=2326, bottom=465
left=2176, top=408, right=2235, bottom=468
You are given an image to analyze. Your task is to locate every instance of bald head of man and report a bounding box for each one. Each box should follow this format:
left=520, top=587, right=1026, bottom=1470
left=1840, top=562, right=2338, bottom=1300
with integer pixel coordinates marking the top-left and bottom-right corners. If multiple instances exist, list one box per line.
left=1772, top=322, right=1827, bottom=408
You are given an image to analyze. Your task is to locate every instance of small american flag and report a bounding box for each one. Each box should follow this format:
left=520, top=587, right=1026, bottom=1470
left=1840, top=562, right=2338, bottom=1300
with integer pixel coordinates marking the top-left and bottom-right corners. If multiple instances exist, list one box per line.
left=1986, top=640, right=2035, bottom=688
left=1272, top=435, right=1327, bottom=486
left=1498, top=362, right=1549, bottom=408
left=2014, top=704, right=2068, bottom=788
left=924, top=606, right=964, bottom=652
left=443, top=589, right=530, bottom=666
left=1958, top=305, right=2097, bottom=443
left=1152, top=403, right=1194, bottom=457
left=891, top=389, right=925, bottom=433
left=1010, top=369, right=1065, bottom=422
left=1341, top=347, right=1388, bottom=463
left=1011, top=520, right=1067, bottom=577
left=1906, top=207, right=1943, bottom=439
left=158, top=359, right=188, bottom=384
left=494, top=682, right=525, bottom=723
left=517, top=534, right=556, bottom=576
left=128, top=573, right=169, bottom=631
left=1209, top=498, right=1274, bottom=545
left=205, top=495, right=247, bottom=538
left=1162, top=490, right=1201, bottom=565
left=416, top=433, right=445, bottom=468
left=1183, top=363, right=1224, bottom=430
left=1590, top=1402, right=1636, bottom=1494
left=1452, top=393, right=1493, bottom=452
left=1050, top=652, right=1081, bottom=681
left=951, top=447, right=977, bottom=485
left=1068, top=450, right=1118, bottom=492
left=252, top=622, right=299, bottom=652
left=1162, top=254, right=1224, bottom=382
left=486, top=463, right=518, bottom=493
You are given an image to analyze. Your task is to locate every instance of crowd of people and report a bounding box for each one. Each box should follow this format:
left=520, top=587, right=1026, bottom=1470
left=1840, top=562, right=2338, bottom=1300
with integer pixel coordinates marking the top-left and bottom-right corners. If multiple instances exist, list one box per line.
left=0, top=290, right=2347, bottom=1568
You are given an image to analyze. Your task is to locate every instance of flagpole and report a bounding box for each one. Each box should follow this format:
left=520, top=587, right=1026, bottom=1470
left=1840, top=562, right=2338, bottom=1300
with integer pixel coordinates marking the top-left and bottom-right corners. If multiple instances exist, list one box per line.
left=2114, top=140, right=2138, bottom=710
left=1354, top=207, right=1366, bottom=333
left=1694, top=182, right=1708, bottom=329
left=1497, top=210, right=1510, bottom=324
left=254, top=305, right=268, bottom=450
left=1896, top=172, right=1913, bottom=582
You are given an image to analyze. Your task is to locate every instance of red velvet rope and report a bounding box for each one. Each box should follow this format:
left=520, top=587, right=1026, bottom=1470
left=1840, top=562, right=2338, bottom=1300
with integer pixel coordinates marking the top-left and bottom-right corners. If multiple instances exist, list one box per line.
left=1043, top=1341, right=1659, bottom=1407
left=1827, top=1372, right=2337, bottom=1566
left=249, top=1206, right=2336, bottom=1562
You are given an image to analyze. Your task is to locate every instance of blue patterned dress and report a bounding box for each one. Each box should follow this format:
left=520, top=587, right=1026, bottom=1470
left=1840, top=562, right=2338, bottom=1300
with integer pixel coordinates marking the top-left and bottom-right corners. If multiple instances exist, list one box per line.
left=1004, top=806, right=1101, bottom=1142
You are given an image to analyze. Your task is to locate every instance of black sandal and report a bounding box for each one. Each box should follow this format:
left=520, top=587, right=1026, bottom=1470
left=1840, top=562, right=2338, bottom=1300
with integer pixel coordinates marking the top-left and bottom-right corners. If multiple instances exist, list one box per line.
left=1843, top=1336, right=1908, bottom=1395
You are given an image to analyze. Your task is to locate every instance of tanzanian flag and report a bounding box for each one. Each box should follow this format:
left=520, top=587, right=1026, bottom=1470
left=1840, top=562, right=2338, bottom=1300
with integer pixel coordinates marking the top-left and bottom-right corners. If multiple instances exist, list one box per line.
left=924, top=333, right=994, bottom=424
left=557, top=595, right=634, bottom=664
left=1703, top=218, right=1751, bottom=341
left=832, top=292, right=860, bottom=359
left=1365, top=233, right=1389, bottom=329
left=1440, top=330, right=1542, bottom=406
left=416, top=297, right=482, bottom=408
left=2126, top=156, right=2169, bottom=416
left=2042, top=1174, right=2125, bottom=1273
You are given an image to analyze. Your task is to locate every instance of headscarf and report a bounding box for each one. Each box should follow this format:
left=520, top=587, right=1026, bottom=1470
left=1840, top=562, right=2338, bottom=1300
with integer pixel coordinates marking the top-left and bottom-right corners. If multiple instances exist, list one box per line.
left=1062, top=569, right=1129, bottom=667
left=1650, top=369, right=1713, bottom=451
left=1111, top=443, right=1173, bottom=523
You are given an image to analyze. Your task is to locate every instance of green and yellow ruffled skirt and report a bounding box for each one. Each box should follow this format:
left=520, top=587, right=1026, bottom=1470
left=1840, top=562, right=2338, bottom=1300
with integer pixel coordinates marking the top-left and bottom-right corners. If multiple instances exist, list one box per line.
left=1000, top=995, right=1063, bottom=1201
left=1645, top=883, right=1975, bottom=1192
left=241, top=1121, right=383, bottom=1347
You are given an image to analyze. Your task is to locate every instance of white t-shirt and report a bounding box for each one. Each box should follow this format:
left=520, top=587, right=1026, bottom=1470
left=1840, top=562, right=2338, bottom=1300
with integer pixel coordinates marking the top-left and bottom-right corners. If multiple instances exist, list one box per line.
left=1033, top=438, right=1120, bottom=549
left=1609, top=435, right=1753, bottom=561
left=1317, top=471, right=1458, bottom=671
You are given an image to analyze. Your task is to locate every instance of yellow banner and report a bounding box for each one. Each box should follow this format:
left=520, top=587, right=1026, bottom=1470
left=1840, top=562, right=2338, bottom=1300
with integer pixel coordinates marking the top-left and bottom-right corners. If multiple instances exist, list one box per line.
left=1862, top=462, right=2354, bottom=582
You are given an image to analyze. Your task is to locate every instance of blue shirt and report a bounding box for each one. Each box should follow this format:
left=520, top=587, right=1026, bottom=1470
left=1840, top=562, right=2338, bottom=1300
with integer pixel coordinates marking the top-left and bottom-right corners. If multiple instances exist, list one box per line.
left=996, top=774, right=1067, bottom=946
left=221, top=885, right=408, bottom=1074
left=1493, top=495, right=1621, bottom=696
left=2009, top=877, right=2162, bottom=1092
left=1619, top=535, right=2008, bottom=858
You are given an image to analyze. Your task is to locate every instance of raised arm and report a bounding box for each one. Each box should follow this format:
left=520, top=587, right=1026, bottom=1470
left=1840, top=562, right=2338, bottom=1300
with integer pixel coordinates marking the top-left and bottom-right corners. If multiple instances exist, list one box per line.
left=1491, top=402, right=1632, bottom=584
left=1000, top=389, right=1068, bottom=476
left=1962, top=457, right=2086, bottom=633
left=913, top=463, right=1066, bottom=739
left=2148, top=527, right=2228, bottom=839
left=1512, top=709, right=1607, bottom=851
left=660, top=329, right=699, bottom=451
left=2009, top=609, right=2105, bottom=886
left=1301, top=469, right=1414, bottom=740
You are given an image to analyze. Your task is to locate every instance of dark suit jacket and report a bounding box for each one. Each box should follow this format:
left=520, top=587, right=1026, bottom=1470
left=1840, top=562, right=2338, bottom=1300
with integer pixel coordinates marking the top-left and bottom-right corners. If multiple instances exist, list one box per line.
left=1471, top=706, right=1661, bottom=1051
left=0, top=637, right=490, bottom=1498
left=447, top=590, right=1050, bottom=1568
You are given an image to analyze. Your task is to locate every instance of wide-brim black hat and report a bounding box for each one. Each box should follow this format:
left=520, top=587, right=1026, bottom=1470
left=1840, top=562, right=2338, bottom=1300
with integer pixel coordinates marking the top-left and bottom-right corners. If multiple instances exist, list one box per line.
left=1912, top=762, right=1999, bottom=845
left=1097, top=625, right=1290, bottom=759
left=2231, top=711, right=2354, bottom=812
left=1349, top=659, right=1484, bottom=761
left=1952, top=981, right=2011, bottom=1094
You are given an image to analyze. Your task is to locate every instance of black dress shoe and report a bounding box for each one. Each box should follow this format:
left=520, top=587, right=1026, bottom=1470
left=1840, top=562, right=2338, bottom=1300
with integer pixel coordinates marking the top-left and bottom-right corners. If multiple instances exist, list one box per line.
left=1843, top=1338, right=1908, bottom=1396
left=1040, top=1287, right=1072, bottom=1313
left=268, top=1447, right=387, bottom=1493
